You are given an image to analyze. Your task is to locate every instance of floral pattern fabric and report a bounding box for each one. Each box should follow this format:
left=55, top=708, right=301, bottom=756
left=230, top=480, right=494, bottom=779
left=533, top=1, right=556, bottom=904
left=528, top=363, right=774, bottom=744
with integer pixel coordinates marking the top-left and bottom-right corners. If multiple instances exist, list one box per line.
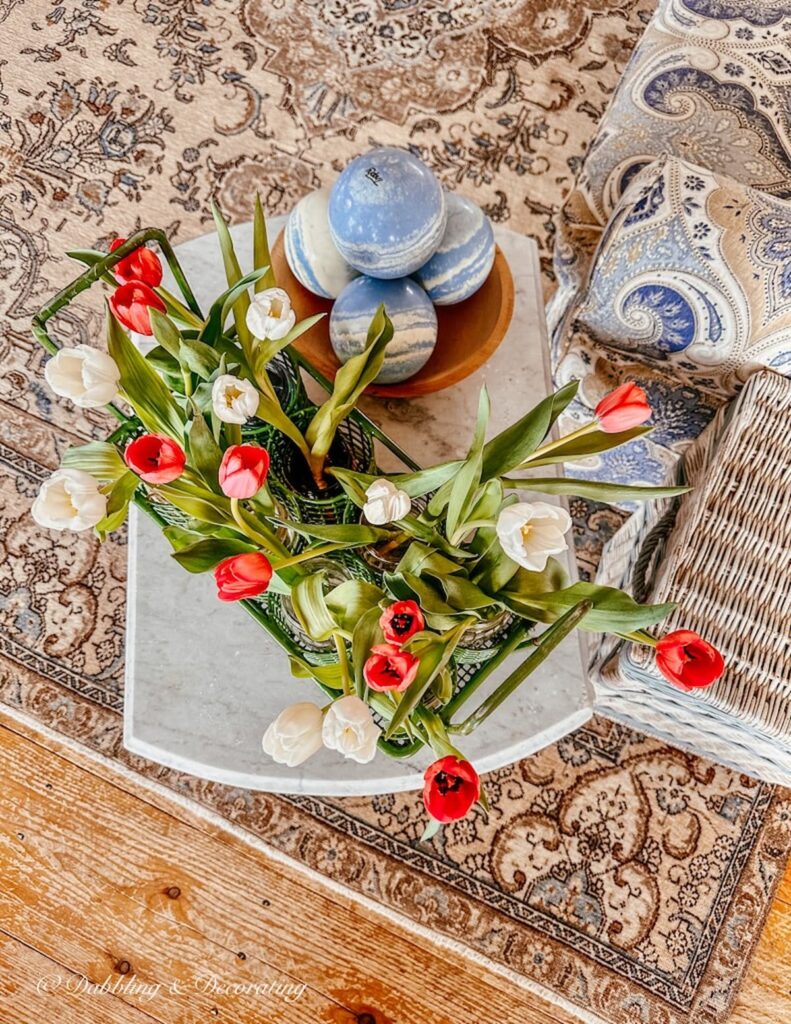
left=549, top=0, right=791, bottom=336
left=555, top=156, right=791, bottom=490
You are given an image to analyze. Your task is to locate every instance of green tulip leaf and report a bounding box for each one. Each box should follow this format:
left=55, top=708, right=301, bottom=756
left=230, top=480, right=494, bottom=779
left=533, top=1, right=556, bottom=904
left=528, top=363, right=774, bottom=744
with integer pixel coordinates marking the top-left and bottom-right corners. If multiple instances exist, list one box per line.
left=329, top=460, right=464, bottom=507
left=385, top=618, right=474, bottom=739
left=187, top=408, right=223, bottom=487
left=502, top=476, right=691, bottom=503
left=481, top=380, right=578, bottom=481
left=326, top=579, right=385, bottom=635
left=107, top=309, right=186, bottom=439
left=305, top=306, right=394, bottom=464
left=446, top=385, right=489, bottom=542
left=149, top=308, right=183, bottom=359
left=61, top=441, right=127, bottom=483
left=501, top=580, right=674, bottom=632
left=96, top=470, right=141, bottom=536
left=170, top=537, right=258, bottom=573
left=520, top=425, right=654, bottom=469
left=253, top=194, right=277, bottom=293
left=351, top=606, right=384, bottom=698
left=291, top=571, right=338, bottom=642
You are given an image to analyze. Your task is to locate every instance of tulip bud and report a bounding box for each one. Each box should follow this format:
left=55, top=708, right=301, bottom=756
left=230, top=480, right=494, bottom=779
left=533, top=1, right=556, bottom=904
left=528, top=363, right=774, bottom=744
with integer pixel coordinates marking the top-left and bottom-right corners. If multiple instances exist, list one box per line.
left=44, top=344, right=120, bottom=409
left=423, top=755, right=480, bottom=823
left=595, top=382, right=651, bottom=433
left=124, top=434, right=186, bottom=485
left=363, top=644, right=420, bottom=692
left=379, top=600, right=425, bottom=646
left=211, top=374, right=260, bottom=425
left=218, top=444, right=270, bottom=499
left=110, top=238, right=163, bottom=288
left=109, top=281, right=167, bottom=336
left=495, top=501, right=570, bottom=572
left=245, top=287, right=296, bottom=341
left=31, top=468, right=107, bottom=532
left=655, top=630, right=725, bottom=690
left=322, top=695, right=381, bottom=764
left=214, top=552, right=273, bottom=602
left=362, top=478, right=411, bottom=525
left=262, top=702, right=324, bottom=767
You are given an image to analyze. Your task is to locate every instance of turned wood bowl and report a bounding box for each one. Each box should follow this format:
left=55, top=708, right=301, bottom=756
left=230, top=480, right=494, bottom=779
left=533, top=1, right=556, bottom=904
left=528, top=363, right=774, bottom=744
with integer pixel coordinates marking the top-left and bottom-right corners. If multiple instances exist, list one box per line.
left=270, top=230, right=515, bottom=398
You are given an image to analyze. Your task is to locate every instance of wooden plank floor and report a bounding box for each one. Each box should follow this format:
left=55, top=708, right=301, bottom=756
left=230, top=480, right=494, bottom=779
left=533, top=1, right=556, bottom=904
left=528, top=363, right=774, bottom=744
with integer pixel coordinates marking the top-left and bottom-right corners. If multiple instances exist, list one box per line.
left=0, top=709, right=788, bottom=1024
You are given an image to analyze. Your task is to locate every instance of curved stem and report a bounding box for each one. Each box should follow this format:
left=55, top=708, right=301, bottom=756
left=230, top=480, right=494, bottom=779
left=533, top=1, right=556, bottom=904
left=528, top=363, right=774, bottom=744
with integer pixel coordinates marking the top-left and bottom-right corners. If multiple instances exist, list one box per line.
left=272, top=542, right=347, bottom=571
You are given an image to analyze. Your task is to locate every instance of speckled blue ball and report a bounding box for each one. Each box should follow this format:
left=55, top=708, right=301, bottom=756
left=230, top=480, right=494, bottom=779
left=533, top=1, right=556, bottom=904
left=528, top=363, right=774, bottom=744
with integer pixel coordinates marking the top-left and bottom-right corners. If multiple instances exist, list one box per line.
left=328, top=147, right=446, bottom=280
left=284, top=188, right=358, bottom=299
left=413, top=193, right=495, bottom=305
left=330, top=276, right=437, bottom=384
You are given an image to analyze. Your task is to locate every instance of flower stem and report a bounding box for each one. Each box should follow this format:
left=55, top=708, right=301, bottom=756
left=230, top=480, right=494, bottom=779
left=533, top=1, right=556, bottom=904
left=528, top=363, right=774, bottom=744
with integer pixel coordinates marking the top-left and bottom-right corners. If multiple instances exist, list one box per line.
left=272, top=542, right=347, bottom=570
left=449, top=600, right=592, bottom=736
left=334, top=634, right=352, bottom=696
left=618, top=629, right=658, bottom=647
left=230, top=497, right=283, bottom=554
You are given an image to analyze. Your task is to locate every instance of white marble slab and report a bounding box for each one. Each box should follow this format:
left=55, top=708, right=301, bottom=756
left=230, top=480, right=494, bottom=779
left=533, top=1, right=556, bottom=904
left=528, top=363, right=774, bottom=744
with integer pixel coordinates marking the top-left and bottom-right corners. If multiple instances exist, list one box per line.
left=123, top=221, right=593, bottom=794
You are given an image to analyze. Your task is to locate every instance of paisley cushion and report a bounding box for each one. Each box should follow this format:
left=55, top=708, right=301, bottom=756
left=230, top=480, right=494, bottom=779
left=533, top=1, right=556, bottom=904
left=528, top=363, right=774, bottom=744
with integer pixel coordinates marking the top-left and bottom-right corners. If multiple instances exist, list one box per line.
left=549, top=0, right=791, bottom=344
left=574, top=155, right=791, bottom=392
left=554, top=323, right=723, bottom=493
left=553, top=154, right=791, bottom=494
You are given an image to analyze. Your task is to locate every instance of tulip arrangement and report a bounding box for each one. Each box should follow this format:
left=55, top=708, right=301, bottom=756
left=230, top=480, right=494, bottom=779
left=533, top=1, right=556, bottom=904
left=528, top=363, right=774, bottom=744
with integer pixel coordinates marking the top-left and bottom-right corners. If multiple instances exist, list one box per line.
left=31, top=199, right=725, bottom=837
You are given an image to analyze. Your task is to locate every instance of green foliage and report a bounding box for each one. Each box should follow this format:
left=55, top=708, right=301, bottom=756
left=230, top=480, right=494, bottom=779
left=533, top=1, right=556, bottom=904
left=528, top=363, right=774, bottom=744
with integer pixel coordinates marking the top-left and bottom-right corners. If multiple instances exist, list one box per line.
left=169, top=536, right=258, bottom=573
left=385, top=618, right=474, bottom=738
left=501, top=580, right=674, bottom=632
left=106, top=309, right=186, bottom=438
left=502, top=476, right=690, bottom=502
left=480, top=379, right=578, bottom=480
left=61, top=441, right=127, bottom=483
left=304, top=306, right=394, bottom=470
left=94, top=470, right=141, bottom=537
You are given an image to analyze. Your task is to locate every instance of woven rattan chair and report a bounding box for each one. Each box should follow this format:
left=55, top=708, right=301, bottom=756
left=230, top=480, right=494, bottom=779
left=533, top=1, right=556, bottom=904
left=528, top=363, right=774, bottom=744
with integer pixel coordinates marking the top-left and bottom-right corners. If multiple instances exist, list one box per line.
left=591, top=369, right=791, bottom=783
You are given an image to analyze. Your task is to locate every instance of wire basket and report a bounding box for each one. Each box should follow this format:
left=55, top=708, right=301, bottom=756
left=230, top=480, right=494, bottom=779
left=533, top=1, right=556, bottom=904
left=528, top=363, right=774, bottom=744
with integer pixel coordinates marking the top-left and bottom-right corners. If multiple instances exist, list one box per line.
left=268, top=406, right=375, bottom=525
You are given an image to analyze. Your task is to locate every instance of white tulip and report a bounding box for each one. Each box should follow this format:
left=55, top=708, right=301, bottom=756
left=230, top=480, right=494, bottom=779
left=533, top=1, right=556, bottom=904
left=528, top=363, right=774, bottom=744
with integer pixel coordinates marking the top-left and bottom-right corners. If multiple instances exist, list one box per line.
left=262, top=702, right=324, bottom=767
left=246, top=287, right=296, bottom=341
left=322, top=694, right=381, bottom=764
left=496, top=501, right=571, bottom=573
left=362, top=478, right=411, bottom=525
left=44, top=344, right=120, bottom=409
left=211, top=374, right=260, bottom=424
left=31, top=468, right=107, bottom=532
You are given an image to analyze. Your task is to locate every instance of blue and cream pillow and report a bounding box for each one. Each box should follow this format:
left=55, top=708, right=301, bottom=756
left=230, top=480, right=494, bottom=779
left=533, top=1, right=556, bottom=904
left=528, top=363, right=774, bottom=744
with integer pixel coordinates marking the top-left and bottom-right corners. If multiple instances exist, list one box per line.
left=548, top=0, right=791, bottom=342
left=554, top=155, right=791, bottom=493
left=574, top=155, right=791, bottom=395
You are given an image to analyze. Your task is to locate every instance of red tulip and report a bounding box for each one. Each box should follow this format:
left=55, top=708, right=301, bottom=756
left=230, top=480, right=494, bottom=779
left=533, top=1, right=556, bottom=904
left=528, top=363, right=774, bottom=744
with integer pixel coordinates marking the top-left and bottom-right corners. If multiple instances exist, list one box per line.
left=109, top=281, right=166, bottom=336
left=423, top=756, right=480, bottom=823
left=124, top=433, right=185, bottom=484
left=379, top=600, right=425, bottom=646
left=363, top=643, right=419, bottom=692
left=655, top=629, right=725, bottom=690
left=110, top=237, right=163, bottom=288
left=214, top=552, right=273, bottom=602
left=595, top=382, right=651, bottom=433
left=218, top=444, right=270, bottom=499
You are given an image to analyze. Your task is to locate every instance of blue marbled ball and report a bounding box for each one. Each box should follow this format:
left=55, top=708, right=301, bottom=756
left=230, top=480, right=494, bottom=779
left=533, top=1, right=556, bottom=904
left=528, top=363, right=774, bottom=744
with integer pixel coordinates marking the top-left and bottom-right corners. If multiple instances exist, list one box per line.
left=330, top=276, right=437, bottom=385
left=413, top=193, right=495, bottom=305
left=328, top=147, right=446, bottom=280
left=284, top=188, right=358, bottom=299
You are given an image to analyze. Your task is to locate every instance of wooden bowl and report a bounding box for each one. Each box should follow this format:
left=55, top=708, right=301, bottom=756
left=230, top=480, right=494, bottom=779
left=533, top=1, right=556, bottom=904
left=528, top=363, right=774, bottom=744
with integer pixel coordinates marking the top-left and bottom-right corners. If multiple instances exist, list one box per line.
left=270, top=231, right=514, bottom=398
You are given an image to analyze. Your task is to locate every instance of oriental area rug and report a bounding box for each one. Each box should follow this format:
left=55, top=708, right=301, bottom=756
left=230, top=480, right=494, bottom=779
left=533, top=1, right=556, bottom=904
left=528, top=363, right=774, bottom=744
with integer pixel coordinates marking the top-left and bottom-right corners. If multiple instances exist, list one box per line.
left=1, top=3, right=789, bottom=1023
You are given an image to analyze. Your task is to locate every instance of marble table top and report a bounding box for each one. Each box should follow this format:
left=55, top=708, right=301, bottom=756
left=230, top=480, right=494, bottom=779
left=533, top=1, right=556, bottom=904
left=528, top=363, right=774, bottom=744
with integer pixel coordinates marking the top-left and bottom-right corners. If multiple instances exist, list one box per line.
left=124, top=219, right=593, bottom=795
